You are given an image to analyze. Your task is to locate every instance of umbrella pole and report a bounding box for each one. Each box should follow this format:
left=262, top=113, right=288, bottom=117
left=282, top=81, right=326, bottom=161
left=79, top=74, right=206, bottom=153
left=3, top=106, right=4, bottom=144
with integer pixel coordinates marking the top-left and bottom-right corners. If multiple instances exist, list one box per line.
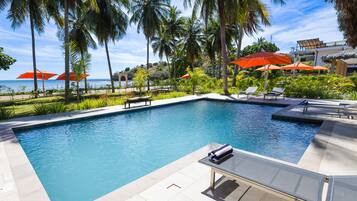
left=264, top=71, right=269, bottom=92
left=42, top=72, right=46, bottom=97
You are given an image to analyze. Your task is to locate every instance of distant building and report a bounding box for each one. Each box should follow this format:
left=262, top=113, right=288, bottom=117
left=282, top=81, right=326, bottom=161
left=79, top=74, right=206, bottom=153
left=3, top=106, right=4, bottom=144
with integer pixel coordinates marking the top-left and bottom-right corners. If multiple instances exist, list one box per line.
left=290, top=38, right=357, bottom=74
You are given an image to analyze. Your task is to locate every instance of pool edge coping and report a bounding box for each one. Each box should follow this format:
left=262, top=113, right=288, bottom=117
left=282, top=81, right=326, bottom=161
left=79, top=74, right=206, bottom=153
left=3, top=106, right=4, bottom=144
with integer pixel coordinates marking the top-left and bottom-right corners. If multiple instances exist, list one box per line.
left=0, top=93, right=350, bottom=201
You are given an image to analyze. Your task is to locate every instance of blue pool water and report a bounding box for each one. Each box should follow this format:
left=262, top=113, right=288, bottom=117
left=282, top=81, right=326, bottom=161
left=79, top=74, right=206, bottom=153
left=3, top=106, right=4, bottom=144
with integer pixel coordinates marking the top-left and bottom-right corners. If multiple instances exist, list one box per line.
left=16, top=100, right=320, bottom=201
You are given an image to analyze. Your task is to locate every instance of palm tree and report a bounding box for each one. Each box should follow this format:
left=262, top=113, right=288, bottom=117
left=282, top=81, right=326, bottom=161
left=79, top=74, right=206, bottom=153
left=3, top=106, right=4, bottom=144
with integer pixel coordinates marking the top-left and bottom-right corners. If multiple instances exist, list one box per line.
left=205, top=19, right=234, bottom=78
left=182, top=15, right=204, bottom=70
left=163, top=6, right=185, bottom=80
left=68, top=5, right=97, bottom=93
left=89, top=0, right=129, bottom=93
left=71, top=51, right=91, bottom=101
left=151, top=31, right=174, bottom=80
left=184, top=0, right=285, bottom=94
left=3, top=0, right=47, bottom=98
left=61, top=0, right=97, bottom=101
left=130, top=0, right=170, bottom=91
left=232, top=0, right=270, bottom=87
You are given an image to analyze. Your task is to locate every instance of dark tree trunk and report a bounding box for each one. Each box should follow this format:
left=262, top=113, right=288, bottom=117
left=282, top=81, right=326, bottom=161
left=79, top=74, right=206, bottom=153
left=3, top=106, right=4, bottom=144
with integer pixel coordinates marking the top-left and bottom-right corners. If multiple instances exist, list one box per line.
left=232, top=28, right=244, bottom=87
left=64, top=0, right=70, bottom=101
left=76, top=81, right=79, bottom=102
left=29, top=11, right=38, bottom=98
left=146, top=38, right=150, bottom=91
left=217, top=55, right=221, bottom=79
left=218, top=1, right=229, bottom=95
left=81, top=51, right=88, bottom=93
left=166, top=56, right=172, bottom=87
left=105, top=41, right=115, bottom=93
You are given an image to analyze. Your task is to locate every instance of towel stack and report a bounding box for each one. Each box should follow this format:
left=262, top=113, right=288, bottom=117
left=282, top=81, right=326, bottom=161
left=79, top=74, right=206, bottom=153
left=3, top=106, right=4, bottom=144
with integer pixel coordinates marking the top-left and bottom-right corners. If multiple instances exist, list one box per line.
left=208, top=144, right=233, bottom=163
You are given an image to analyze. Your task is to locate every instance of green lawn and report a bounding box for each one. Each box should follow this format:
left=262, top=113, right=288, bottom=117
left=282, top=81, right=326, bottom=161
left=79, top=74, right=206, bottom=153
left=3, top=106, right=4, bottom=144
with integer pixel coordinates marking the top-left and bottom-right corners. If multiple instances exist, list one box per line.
left=1, top=91, right=188, bottom=120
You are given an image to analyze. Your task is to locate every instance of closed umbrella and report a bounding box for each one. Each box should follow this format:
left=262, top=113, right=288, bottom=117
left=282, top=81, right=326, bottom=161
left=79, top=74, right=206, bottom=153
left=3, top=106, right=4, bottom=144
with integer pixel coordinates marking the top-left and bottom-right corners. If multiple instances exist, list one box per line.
left=17, top=70, right=57, bottom=96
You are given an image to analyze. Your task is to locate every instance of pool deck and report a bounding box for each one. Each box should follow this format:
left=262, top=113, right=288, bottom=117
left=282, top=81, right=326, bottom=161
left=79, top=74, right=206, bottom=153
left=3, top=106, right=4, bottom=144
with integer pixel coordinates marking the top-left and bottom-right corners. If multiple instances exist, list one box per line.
left=1, top=93, right=357, bottom=201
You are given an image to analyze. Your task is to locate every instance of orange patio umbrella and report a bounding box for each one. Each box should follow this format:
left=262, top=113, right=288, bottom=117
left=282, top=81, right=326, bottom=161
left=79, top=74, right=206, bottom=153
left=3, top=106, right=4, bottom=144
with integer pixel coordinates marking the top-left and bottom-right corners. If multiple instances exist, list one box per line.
left=281, top=62, right=314, bottom=71
left=56, top=72, right=89, bottom=81
left=181, top=73, right=190, bottom=79
left=313, top=66, right=329, bottom=71
left=231, top=52, right=291, bottom=68
left=17, top=70, right=57, bottom=96
left=256, top=64, right=282, bottom=71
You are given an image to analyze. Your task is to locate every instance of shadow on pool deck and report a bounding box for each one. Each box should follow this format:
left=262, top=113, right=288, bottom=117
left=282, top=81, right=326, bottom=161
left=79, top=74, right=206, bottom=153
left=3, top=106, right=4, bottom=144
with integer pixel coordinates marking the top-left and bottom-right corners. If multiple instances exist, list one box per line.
left=202, top=177, right=287, bottom=201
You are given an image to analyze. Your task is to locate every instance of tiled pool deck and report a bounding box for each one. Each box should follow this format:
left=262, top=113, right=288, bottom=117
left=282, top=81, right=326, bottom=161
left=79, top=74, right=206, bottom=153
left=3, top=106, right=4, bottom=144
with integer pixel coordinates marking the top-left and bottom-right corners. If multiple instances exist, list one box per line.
left=1, top=93, right=357, bottom=201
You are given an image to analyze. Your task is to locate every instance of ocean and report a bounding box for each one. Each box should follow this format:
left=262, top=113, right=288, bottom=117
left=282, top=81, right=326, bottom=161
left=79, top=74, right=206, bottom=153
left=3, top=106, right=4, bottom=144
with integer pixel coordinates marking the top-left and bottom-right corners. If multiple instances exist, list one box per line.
left=0, top=79, right=132, bottom=93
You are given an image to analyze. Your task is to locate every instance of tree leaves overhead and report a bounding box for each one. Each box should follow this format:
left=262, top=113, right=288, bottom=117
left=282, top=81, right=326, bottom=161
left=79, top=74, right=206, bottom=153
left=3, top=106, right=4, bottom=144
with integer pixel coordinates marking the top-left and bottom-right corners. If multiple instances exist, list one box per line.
left=329, top=0, right=357, bottom=48
left=130, top=0, right=170, bottom=39
left=89, top=0, right=129, bottom=45
left=0, top=47, right=16, bottom=71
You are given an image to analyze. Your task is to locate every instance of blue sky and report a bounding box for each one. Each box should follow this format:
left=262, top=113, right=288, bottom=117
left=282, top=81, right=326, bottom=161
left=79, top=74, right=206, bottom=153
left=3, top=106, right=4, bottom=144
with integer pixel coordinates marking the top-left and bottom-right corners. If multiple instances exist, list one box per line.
left=0, top=0, right=343, bottom=80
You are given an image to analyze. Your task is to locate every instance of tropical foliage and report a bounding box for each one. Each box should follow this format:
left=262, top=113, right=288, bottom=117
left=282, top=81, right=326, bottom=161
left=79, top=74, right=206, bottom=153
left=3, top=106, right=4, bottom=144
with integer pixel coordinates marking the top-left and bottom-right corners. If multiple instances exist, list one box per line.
left=133, top=68, right=149, bottom=94
left=241, top=38, right=280, bottom=56
left=0, top=47, right=16, bottom=70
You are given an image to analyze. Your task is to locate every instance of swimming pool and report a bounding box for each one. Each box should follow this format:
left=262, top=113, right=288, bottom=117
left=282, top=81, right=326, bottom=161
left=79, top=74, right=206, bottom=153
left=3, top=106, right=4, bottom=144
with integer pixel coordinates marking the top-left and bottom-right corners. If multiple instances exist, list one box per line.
left=15, top=100, right=320, bottom=201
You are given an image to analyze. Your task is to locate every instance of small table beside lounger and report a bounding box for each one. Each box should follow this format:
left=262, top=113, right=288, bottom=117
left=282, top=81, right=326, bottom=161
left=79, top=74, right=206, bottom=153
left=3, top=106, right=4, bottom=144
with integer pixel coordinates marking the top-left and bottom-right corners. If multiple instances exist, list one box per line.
left=124, top=96, right=152, bottom=109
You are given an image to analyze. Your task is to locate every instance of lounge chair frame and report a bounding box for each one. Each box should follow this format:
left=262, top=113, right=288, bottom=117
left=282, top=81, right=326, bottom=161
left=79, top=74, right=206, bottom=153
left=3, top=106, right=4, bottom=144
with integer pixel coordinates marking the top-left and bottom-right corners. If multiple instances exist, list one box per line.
left=200, top=148, right=326, bottom=201
left=264, top=87, right=285, bottom=100
left=238, top=87, right=258, bottom=99
left=209, top=167, right=306, bottom=201
left=302, top=101, right=357, bottom=118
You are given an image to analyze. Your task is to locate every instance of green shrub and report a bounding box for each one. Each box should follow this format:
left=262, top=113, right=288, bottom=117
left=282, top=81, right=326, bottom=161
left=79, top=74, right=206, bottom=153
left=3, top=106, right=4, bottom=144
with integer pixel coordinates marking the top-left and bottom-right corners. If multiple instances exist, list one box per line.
left=48, top=103, right=66, bottom=113
left=33, top=103, right=67, bottom=115
left=152, top=92, right=187, bottom=100
left=0, top=107, right=14, bottom=120
left=278, top=75, right=353, bottom=99
left=76, top=99, right=108, bottom=110
left=33, top=104, right=51, bottom=115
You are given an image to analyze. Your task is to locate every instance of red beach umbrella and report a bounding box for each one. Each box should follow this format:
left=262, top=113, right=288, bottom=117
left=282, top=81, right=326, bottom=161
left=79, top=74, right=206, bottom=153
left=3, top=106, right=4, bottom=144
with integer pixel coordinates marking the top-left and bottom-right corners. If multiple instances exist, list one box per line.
left=231, top=52, right=292, bottom=68
left=56, top=72, right=89, bottom=81
left=17, top=70, right=57, bottom=96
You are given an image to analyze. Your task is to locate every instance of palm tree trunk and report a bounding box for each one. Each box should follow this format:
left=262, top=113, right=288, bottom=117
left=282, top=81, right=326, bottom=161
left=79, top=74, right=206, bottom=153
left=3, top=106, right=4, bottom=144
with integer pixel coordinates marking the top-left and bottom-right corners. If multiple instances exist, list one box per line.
left=81, top=51, right=88, bottom=93
left=76, top=81, right=79, bottom=102
left=166, top=56, right=172, bottom=87
left=64, top=0, right=70, bottom=101
left=146, top=38, right=150, bottom=91
left=217, top=55, right=221, bottom=79
left=232, top=28, right=243, bottom=87
left=218, top=1, right=229, bottom=95
left=104, top=41, right=115, bottom=93
left=29, top=11, right=38, bottom=98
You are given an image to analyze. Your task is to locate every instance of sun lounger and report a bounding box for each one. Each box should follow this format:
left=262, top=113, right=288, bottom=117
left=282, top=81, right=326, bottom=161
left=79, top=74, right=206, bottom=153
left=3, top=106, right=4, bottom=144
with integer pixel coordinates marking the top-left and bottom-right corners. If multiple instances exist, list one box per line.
left=238, top=87, right=258, bottom=99
left=124, top=96, right=152, bottom=109
left=264, top=87, right=285, bottom=100
left=302, top=100, right=357, bottom=118
left=326, top=176, right=357, bottom=201
left=199, top=148, right=326, bottom=201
